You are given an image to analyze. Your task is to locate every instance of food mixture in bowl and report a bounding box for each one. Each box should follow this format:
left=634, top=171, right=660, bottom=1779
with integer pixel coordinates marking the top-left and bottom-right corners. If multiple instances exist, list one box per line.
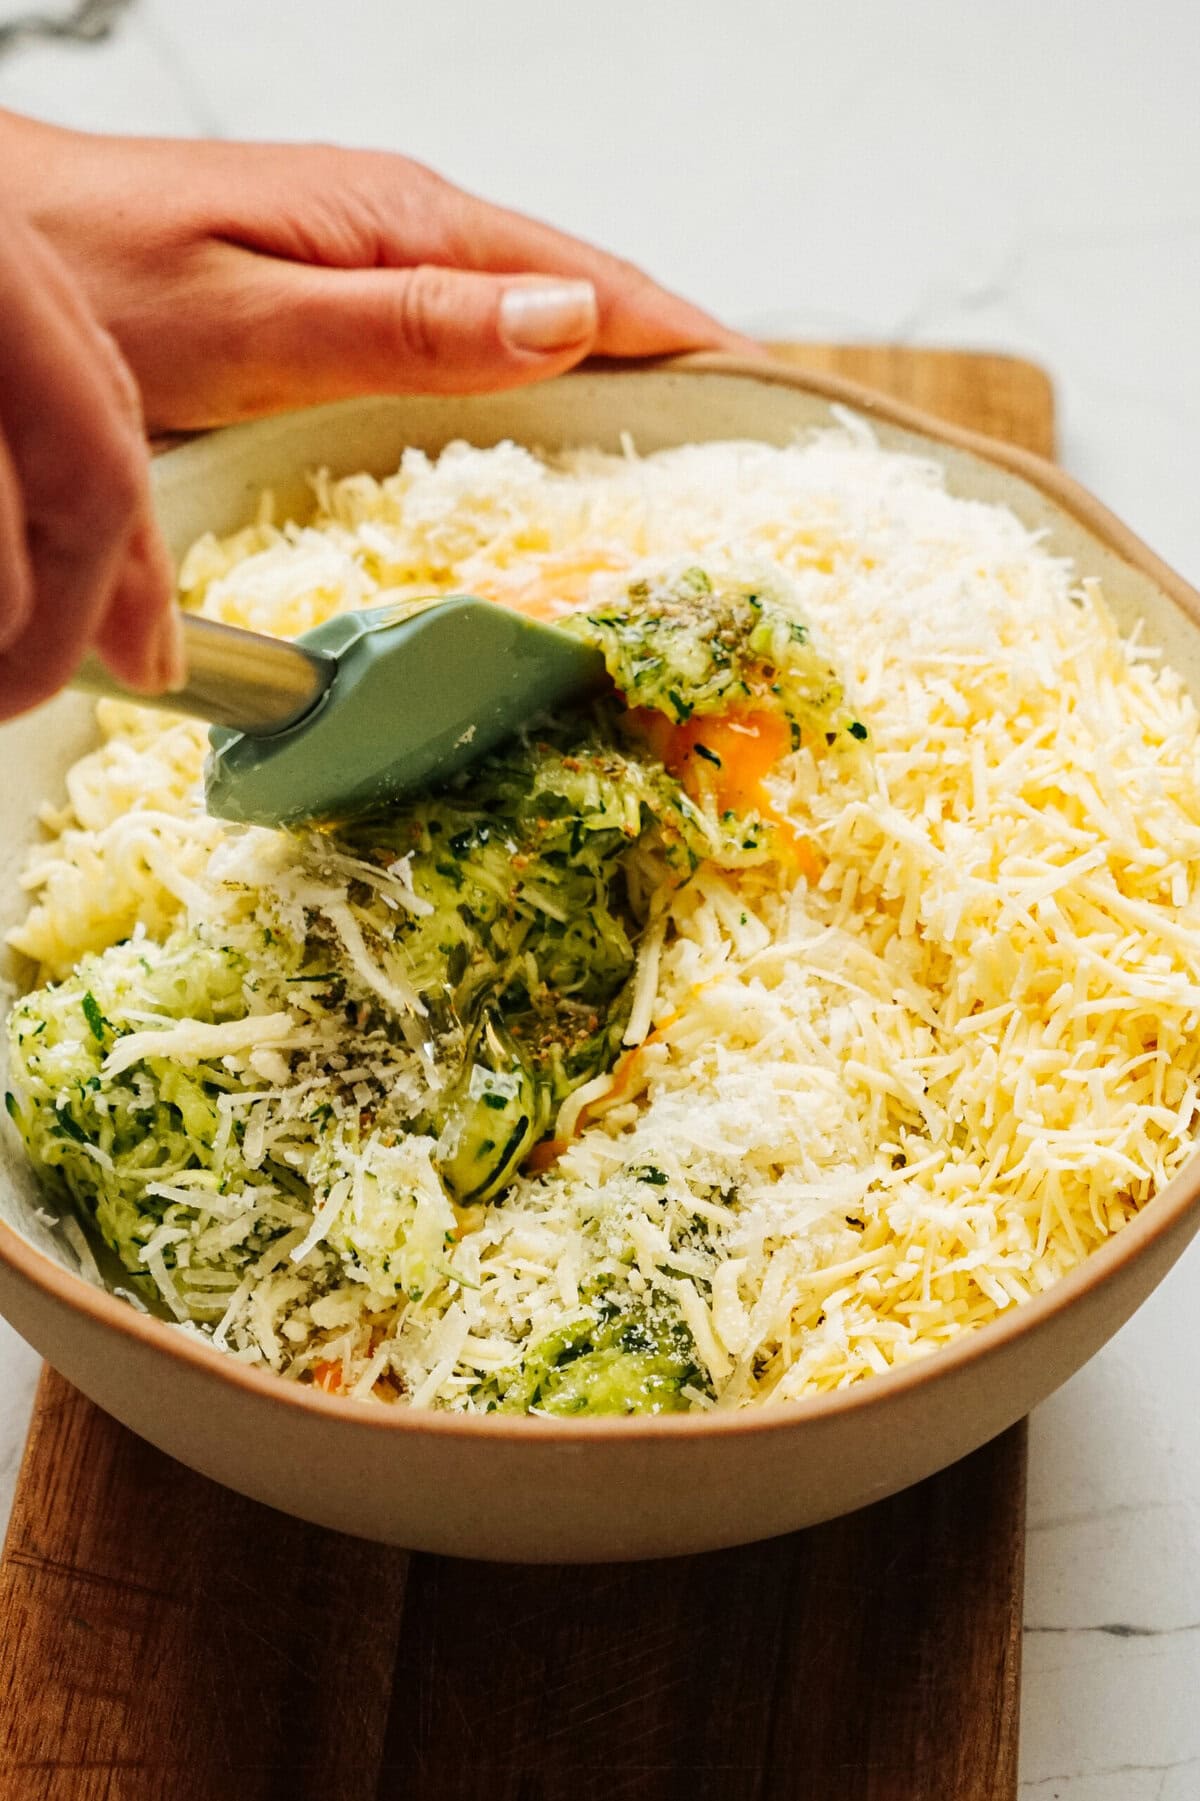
left=6, top=427, right=1200, bottom=1413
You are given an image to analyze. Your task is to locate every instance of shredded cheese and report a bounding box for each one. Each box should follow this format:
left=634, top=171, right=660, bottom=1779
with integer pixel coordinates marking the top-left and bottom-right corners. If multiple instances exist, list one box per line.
left=9, top=430, right=1200, bottom=1410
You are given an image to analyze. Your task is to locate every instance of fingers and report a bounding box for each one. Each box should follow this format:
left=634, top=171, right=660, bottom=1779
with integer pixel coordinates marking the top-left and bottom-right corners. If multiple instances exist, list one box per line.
left=0, top=205, right=174, bottom=720
left=333, top=264, right=598, bottom=392
left=303, top=154, right=757, bottom=358
left=93, top=506, right=185, bottom=692
left=430, top=182, right=763, bottom=361
left=206, top=263, right=603, bottom=412
left=334, top=155, right=761, bottom=358
left=0, top=129, right=760, bottom=434
left=160, top=141, right=760, bottom=368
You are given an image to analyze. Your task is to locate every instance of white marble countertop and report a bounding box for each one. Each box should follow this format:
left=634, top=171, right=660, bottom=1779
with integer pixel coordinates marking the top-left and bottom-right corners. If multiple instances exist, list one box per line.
left=2, top=2, right=1199, bottom=1792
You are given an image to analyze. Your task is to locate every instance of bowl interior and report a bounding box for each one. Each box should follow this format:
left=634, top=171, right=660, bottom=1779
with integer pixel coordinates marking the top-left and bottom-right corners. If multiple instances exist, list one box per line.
left=4, top=361, right=1200, bottom=1303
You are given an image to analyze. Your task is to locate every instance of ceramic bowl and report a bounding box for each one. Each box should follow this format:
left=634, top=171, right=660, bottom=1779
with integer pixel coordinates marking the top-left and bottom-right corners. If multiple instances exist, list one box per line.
left=3, top=357, right=1199, bottom=1562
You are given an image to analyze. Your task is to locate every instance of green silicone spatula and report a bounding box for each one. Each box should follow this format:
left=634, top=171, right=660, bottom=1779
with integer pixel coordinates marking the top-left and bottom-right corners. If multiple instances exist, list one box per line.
left=75, top=598, right=606, bottom=827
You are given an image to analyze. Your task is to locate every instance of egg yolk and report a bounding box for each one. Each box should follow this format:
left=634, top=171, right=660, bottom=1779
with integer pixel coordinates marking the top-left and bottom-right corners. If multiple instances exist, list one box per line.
left=626, top=705, right=824, bottom=882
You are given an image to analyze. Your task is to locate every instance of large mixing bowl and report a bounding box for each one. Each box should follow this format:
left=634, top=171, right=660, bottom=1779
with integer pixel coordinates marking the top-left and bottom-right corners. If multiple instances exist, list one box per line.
left=2, top=357, right=1199, bottom=1561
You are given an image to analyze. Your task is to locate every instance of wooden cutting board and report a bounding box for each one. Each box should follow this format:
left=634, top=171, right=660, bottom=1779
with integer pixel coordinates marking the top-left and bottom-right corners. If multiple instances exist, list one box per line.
left=0, top=345, right=1052, bottom=1801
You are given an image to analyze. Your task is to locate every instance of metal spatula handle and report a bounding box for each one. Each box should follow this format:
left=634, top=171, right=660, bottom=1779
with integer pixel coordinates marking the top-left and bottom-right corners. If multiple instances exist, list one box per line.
left=74, top=613, right=335, bottom=736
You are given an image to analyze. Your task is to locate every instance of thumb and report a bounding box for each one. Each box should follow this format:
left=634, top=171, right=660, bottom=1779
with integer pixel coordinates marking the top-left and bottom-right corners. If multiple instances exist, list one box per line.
left=259, top=265, right=600, bottom=402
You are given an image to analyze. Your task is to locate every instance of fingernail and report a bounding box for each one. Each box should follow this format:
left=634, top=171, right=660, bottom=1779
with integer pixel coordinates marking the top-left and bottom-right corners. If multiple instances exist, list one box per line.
left=155, top=608, right=187, bottom=692
left=500, top=280, right=597, bottom=353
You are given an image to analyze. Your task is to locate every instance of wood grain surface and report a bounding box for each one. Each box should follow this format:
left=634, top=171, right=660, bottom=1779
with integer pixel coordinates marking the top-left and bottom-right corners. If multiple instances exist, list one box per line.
left=0, top=344, right=1053, bottom=1801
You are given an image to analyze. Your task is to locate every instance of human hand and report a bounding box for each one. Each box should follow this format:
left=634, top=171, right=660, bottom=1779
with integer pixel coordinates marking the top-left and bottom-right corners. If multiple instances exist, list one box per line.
left=0, top=112, right=757, bottom=432
left=0, top=194, right=178, bottom=722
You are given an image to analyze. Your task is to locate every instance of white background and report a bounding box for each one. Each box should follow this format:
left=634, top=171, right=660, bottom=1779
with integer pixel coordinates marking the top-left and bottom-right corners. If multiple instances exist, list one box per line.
left=2, top=3, right=1199, bottom=1793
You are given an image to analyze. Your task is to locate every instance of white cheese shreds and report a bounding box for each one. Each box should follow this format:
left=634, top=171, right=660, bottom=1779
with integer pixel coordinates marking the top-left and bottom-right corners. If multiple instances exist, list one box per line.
left=10, top=429, right=1200, bottom=1411
left=101, top=1011, right=302, bottom=1078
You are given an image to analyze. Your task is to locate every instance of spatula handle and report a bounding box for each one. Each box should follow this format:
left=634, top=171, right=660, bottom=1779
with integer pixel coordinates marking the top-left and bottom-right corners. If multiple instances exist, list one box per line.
left=74, top=612, right=335, bottom=736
